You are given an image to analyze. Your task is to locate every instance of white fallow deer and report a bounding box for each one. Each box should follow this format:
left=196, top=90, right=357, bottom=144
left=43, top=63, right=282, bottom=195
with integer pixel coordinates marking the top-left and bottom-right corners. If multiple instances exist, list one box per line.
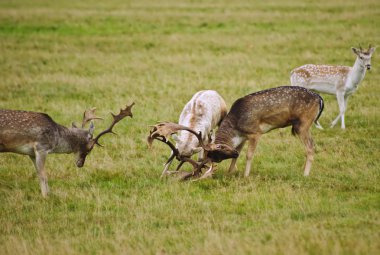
left=290, top=45, right=376, bottom=129
left=149, top=86, right=324, bottom=180
left=0, top=103, right=134, bottom=197
left=148, top=90, right=227, bottom=178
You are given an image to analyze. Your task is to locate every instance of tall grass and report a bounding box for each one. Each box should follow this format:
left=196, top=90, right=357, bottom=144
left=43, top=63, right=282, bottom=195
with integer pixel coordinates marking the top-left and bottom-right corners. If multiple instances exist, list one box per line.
left=0, top=0, right=379, bottom=254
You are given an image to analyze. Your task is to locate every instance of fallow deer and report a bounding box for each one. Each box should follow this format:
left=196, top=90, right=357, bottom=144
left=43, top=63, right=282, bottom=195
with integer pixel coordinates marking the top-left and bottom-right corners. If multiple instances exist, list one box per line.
left=0, top=103, right=134, bottom=197
left=149, top=90, right=227, bottom=177
left=149, top=86, right=323, bottom=180
left=290, top=45, right=376, bottom=129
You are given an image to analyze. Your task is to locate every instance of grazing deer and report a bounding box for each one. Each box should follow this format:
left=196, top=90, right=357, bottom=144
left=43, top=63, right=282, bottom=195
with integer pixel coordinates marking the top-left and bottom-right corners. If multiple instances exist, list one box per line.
left=149, top=86, right=323, bottom=180
left=0, top=103, right=134, bottom=197
left=290, top=45, right=376, bottom=129
left=152, top=90, right=227, bottom=177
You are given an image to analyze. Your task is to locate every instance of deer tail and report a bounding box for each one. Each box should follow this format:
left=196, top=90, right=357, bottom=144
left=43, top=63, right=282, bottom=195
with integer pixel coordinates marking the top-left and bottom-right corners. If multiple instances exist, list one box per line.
left=314, top=95, right=324, bottom=124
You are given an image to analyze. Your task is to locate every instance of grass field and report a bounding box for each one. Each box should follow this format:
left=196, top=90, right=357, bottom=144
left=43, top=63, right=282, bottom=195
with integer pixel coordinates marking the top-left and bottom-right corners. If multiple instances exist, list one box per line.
left=0, top=0, right=379, bottom=254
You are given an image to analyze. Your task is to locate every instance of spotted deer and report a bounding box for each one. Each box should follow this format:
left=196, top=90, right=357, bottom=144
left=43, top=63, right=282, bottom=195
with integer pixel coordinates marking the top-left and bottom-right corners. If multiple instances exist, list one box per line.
left=155, top=90, right=227, bottom=177
left=149, top=86, right=323, bottom=180
left=0, top=103, right=134, bottom=197
left=290, top=45, right=376, bottom=129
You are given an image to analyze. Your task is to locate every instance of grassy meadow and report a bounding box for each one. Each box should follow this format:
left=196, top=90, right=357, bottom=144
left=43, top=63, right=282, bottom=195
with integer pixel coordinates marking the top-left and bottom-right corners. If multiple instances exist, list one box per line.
left=0, top=0, right=379, bottom=254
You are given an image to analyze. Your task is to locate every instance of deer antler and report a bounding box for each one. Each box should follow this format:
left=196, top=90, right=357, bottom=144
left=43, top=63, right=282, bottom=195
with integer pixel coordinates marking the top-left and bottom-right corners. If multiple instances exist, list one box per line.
left=92, top=102, right=135, bottom=146
left=147, top=122, right=210, bottom=179
left=82, top=107, right=103, bottom=128
left=148, top=122, right=205, bottom=148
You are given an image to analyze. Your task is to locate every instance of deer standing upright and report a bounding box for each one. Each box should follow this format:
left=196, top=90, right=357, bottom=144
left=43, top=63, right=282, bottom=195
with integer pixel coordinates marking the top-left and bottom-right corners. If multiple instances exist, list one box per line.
left=149, top=86, right=323, bottom=180
left=0, top=103, right=134, bottom=197
left=290, top=45, right=376, bottom=129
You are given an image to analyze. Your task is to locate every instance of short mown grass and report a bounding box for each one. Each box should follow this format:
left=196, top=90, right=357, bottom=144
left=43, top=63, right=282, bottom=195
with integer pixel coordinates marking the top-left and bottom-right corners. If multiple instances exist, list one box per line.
left=0, top=0, right=379, bottom=254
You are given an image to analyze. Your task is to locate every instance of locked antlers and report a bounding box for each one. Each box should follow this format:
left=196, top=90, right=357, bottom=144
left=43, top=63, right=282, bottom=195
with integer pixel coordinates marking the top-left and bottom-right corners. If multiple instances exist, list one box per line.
left=148, top=122, right=211, bottom=179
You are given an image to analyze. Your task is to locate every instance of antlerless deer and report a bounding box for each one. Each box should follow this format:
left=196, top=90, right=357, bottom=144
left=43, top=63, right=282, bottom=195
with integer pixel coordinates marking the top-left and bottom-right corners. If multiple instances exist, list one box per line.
left=149, top=86, right=323, bottom=180
left=0, top=103, right=134, bottom=197
left=150, top=90, right=227, bottom=177
left=291, top=45, right=375, bottom=129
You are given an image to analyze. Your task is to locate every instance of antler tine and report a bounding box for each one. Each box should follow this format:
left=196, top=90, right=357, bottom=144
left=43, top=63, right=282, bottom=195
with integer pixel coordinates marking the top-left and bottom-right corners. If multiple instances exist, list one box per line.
left=359, top=44, right=363, bottom=51
left=92, top=102, right=135, bottom=146
left=82, top=107, right=103, bottom=128
left=148, top=122, right=206, bottom=149
left=147, top=123, right=180, bottom=156
left=178, top=158, right=211, bottom=181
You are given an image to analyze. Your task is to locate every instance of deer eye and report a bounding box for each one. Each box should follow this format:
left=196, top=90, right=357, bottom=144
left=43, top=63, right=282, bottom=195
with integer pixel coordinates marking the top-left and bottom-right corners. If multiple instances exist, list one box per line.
left=359, top=56, right=363, bottom=60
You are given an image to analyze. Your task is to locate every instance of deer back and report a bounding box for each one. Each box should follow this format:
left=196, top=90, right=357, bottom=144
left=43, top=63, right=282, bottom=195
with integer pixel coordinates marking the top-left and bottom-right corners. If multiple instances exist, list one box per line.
left=177, top=90, right=227, bottom=156
left=292, top=64, right=350, bottom=83
left=0, top=110, right=63, bottom=154
left=215, top=86, right=323, bottom=143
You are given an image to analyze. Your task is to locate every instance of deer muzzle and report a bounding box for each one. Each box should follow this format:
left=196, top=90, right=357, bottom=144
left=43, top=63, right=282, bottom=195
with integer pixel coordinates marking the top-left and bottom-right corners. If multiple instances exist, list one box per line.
left=76, top=158, right=86, bottom=168
left=207, top=149, right=239, bottom=163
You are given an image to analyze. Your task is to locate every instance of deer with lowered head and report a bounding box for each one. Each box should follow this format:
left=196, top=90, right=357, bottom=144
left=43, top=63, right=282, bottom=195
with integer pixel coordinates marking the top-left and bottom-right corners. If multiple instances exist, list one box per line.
left=290, top=45, right=376, bottom=129
left=148, top=90, right=227, bottom=178
left=149, top=86, right=323, bottom=180
left=0, top=103, right=134, bottom=197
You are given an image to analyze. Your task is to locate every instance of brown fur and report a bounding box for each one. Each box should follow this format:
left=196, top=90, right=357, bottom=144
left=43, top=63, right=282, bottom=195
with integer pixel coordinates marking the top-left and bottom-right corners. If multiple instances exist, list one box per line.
left=208, top=86, right=324, bottom=177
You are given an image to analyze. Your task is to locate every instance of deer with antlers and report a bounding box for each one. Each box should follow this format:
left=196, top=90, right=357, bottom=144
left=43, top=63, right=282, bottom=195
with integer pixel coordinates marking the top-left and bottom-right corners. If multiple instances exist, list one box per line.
left=290, top=45, right=376, bottom=129
left=0, top=103, right=134, bottom=197
left=149, top=86, right=323, bottom=180
left=148, top=90, right=227, bottom=178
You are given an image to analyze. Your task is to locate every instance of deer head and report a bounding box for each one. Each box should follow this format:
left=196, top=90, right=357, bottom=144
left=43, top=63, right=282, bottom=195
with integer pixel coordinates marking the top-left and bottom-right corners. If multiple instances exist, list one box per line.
left=352, top=44, right=376, bottom=70
left=76, top=103, right=135, bottom=167
left=204, top=143, right=239, bottom=162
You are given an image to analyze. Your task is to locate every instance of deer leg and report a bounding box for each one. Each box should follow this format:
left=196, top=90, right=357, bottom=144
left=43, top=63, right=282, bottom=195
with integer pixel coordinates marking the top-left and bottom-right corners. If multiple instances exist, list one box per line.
left=31, top=148, right=49, bottom=197
left=331, top=92, right=346, bottom=128
left=244, top=135, right=261, bottom=177
left=342, top=96, right=349, bottom=129
left=228, top=141, right=246, bottom=173
left=298, top=129, right=314, bottom=176
left=161, top=151, right=175, bottom=178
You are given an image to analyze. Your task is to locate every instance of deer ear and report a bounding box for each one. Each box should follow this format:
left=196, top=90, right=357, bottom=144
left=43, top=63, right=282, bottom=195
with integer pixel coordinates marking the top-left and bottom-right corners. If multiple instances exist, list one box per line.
left=351, top=47, right=360, bottom=55
left=89, top=121, right=95, bottom=135
left=369, top=46, right=376, bottom=54
left=72, top=122, right=78, bottom=128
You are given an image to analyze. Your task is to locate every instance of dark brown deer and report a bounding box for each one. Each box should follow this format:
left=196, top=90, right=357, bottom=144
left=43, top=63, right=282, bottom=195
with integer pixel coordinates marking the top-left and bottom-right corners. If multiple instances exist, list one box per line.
left=149, top=86, right=323, bottom=180
left=0, top=103, right=134, bottom=197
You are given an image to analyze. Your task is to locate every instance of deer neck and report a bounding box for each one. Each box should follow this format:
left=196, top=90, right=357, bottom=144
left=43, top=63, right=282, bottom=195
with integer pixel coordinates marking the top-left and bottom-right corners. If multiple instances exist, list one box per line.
left=214, top=118, right=243, bottom=149
left=52, top=126, right=86, bottom=154
left=348, top=58, right=367, bottom=89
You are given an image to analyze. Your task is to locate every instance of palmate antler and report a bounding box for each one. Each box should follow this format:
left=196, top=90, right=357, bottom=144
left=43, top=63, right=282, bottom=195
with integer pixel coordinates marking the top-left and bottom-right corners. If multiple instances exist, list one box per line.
left=92, top=102, right=135, bottom=147
left=82, top=107, right=103, bottom=128
left=147, top=122, right=210, bottom=180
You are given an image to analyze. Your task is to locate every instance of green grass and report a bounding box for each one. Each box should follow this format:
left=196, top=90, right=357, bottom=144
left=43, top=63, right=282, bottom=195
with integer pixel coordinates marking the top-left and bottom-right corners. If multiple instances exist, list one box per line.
left=0, top=0, right=379, bottom=254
